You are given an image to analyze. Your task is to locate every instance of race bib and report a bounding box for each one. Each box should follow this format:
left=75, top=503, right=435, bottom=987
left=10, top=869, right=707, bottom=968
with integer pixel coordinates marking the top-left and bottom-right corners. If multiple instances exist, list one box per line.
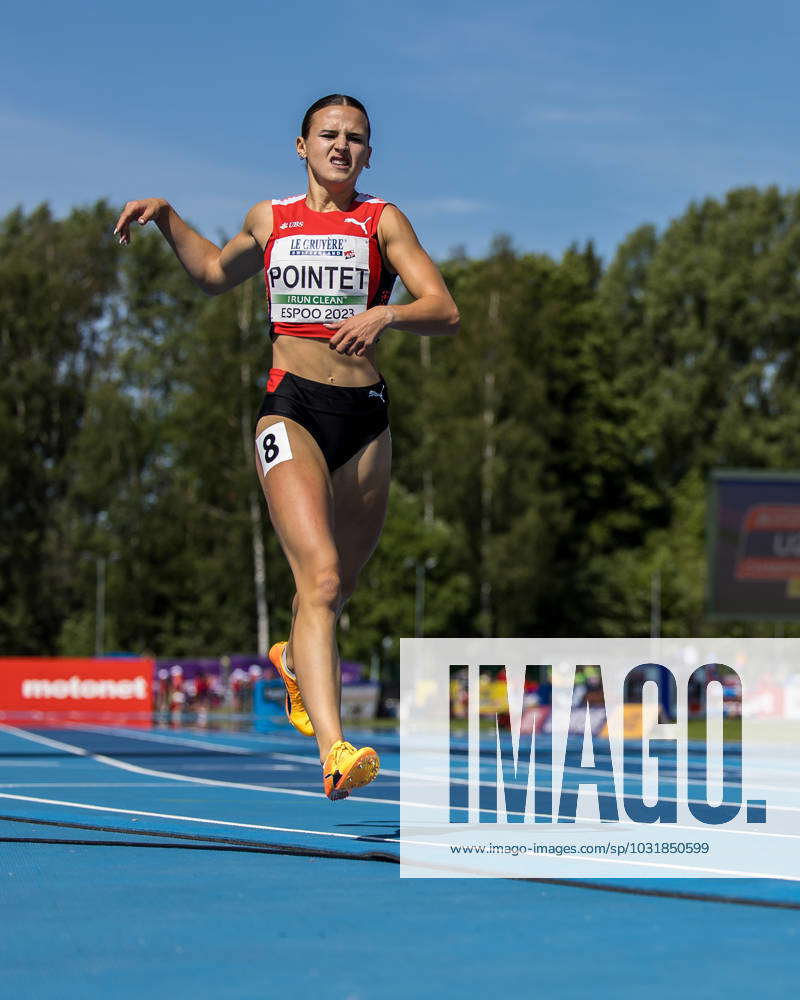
left=267, top=234, right=371, bottom=325
left=256, top=421, right=293, bottom=477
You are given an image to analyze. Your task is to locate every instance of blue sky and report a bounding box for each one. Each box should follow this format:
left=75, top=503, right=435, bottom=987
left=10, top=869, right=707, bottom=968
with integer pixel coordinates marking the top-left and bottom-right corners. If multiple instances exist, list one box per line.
left=2, top=0, right=799, bottom=264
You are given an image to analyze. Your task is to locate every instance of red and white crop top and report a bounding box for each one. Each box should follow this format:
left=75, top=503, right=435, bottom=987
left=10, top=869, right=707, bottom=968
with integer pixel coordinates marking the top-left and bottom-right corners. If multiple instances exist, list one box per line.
left=264, top=193, right=396, bottom=339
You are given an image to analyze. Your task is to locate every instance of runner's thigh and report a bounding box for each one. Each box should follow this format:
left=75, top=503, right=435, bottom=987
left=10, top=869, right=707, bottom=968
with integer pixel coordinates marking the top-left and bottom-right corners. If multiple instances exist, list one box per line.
left=332, top=427, right=392, bottom=591
left=254, top=414, right=338, bottom=579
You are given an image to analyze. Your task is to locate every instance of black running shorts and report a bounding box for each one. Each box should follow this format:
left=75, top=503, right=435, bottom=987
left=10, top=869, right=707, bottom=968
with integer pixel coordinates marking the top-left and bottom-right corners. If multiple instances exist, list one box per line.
left=255, top=368, right=390, bottom=473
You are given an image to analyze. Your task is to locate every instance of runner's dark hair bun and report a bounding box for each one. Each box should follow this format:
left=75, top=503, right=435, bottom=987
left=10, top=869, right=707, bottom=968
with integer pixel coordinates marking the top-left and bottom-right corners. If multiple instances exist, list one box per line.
left=301, top=95, right=371, bottom=141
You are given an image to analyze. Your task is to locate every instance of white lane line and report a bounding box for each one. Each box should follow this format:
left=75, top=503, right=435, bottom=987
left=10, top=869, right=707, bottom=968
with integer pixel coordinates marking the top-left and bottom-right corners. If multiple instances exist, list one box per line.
left=0, top=723, right=395, bottom=805
left=0, top=792, right=394, bottom=844
left=430, top=756, right=800, bottom=795
left=91, top=753, right=330, bottom=799
left=152, top=763, right=301, bottom=772
left=0, top=724, right=91, bottom=755
left=0, top=762, right=59, bottom=768
left=5, top=725, right=800, bottom=844
left=20, top=721, right=788, bottom=799
left=403, top=848, right=800, bottom=881
left=24, top=747, right=800, bottom=841
left=0, top=783, right=189, bottom=789
left=60, top=723, right=254, bottom=755
left=271, top=752, right=800, bottom=816
left=2, top=790, right=799, bottom=881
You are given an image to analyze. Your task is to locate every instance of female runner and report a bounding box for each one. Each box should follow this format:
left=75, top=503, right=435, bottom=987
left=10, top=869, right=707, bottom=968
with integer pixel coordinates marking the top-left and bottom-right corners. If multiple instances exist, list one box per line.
left=114, top=94, right=459, bottom=799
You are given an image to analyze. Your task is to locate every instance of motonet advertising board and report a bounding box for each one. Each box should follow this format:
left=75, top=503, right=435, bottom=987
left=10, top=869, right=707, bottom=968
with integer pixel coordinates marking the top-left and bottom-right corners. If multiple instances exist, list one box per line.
left=0, top=657, right=154, bottom=724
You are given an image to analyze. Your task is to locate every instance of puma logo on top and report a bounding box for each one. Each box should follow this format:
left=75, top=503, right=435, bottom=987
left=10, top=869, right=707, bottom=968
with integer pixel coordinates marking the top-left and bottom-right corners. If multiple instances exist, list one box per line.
left=345, top=216, right=372, bottom=236
left=368, top=387, right=386, bottom=402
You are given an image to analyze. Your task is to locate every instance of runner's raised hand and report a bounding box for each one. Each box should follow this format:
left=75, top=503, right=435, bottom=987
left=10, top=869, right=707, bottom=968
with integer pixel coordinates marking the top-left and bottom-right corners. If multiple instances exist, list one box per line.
left=113, top=198, right=168, bottom=245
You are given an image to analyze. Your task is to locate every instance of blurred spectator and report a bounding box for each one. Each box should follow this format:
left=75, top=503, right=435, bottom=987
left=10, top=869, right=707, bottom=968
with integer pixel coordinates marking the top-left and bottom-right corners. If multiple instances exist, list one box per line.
left=156, top=668, right=170, bottom=713
left=169, top=665, right=185, bottom=726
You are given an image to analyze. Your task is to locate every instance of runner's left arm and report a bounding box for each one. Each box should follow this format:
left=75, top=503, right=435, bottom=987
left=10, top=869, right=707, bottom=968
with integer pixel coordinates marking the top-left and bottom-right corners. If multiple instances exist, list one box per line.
left=327, top=205, right=459, bottom=356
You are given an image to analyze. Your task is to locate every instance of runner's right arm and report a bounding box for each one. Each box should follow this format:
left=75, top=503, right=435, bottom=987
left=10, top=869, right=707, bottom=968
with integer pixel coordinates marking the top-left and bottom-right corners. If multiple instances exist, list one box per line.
left=113, top=198, right=271, bottom=295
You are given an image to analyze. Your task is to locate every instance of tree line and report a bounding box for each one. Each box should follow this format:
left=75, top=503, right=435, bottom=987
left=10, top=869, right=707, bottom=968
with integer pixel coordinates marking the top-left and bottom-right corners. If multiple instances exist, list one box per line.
left=3, top=186, right=800, bottom=674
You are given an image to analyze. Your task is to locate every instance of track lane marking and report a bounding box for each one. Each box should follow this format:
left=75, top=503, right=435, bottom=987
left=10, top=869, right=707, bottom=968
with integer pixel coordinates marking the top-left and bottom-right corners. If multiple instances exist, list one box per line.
left=3, top=791, right=800, bottom=881
left=5, top=726, right=800, bottom=853
left=60, top=723, right=254, bottom=754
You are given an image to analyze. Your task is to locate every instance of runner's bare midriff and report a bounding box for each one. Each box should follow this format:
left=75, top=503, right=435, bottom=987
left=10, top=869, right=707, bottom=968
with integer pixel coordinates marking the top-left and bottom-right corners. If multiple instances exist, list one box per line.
left=271, top=334, right=381, bottom=386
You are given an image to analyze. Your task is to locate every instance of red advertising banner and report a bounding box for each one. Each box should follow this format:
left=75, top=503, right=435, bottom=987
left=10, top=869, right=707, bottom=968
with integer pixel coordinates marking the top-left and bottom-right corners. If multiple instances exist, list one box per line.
left=0, top=657, right=154, bottom=724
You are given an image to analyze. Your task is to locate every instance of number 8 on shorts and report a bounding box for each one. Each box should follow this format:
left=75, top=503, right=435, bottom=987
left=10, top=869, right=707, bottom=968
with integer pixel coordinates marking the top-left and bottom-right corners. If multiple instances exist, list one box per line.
left=255, top=421, right=293, bottom=477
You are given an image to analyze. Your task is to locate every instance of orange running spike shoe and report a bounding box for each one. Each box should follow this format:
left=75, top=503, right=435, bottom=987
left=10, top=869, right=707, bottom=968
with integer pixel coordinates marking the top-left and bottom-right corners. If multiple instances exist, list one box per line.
left=268, top=641, right=314, bottom=737
left=322, top=740, right=380, bottom=801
